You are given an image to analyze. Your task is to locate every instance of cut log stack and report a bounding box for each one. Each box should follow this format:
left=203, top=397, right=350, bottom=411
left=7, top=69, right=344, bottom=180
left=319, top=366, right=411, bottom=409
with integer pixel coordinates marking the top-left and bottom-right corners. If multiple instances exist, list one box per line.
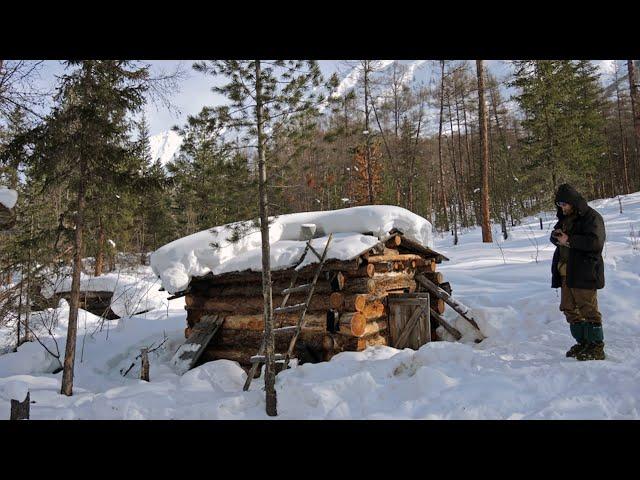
left=183, top=233, right=451, bottom=372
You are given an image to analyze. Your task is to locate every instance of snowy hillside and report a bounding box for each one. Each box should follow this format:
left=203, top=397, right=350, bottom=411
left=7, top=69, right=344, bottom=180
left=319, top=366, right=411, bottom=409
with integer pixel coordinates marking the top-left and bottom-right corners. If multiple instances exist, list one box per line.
left=149, top=130, right=183, bottom=166
left=2, top=192, right=640, bottom=419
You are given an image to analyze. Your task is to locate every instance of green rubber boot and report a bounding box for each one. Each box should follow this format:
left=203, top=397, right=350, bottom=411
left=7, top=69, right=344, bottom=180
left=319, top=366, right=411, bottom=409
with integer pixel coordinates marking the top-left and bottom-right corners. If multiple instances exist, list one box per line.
left=566, top=322, right=587, bottom=358
left=576, top=323, right=605, bottom=361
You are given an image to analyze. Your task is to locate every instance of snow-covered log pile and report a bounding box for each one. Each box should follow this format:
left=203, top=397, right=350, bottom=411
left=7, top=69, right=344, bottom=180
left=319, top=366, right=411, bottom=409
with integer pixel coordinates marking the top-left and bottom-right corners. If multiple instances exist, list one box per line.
left=42, top=269, right=169, bottom=319
left=150, top=206, right=452, bottom=374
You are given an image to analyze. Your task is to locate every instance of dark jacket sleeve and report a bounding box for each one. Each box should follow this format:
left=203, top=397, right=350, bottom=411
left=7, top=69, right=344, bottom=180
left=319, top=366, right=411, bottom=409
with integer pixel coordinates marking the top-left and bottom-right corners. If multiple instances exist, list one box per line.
left=549, top=220, right=561, bottom=246
left=569, top=212, right=605, bottom=253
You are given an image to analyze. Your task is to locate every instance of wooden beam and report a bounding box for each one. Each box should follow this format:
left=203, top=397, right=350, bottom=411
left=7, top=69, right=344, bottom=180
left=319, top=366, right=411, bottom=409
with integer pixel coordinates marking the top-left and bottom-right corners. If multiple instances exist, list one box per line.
left=415, top=274, right=484, bottom=337
left=430, top=308, right=463, bottom=340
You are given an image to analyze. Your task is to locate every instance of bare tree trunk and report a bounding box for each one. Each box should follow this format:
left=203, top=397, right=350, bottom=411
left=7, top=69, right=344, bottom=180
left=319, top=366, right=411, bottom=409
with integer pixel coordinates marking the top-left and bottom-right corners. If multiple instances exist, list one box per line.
left=23, top=217, right=33, bottom=342
left=447, top=88, right=466, bottom=229
left=460, top=79, right=477, bottom=225
left=628, top=60, right=640, bottom=187
left=453, top=81, right=468, bottom=227
left=615, top=64, right=631, bottom=194
left=140, top=212, right=146, bottom=265
left=61, top=156, right=86, bottom=396
left=602, top=109, right=617, bottom=196
left=407, top=98, right=424, bottom=212
left=16, top=267, right=23, bottom=349
left=438, top=60, right=449, bottom=231
left=363, top=61, right=374, bottom=205
left=255, top=60, right=276, bottom=417
left=476, top=60, right=493, bottom=243
left=95, top=218, right=104, bottom=277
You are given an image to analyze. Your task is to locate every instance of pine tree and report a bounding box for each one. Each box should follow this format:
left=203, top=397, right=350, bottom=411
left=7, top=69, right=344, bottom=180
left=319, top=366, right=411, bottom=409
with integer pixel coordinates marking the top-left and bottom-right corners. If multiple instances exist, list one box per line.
left=193, top=60, right=324, bottom=416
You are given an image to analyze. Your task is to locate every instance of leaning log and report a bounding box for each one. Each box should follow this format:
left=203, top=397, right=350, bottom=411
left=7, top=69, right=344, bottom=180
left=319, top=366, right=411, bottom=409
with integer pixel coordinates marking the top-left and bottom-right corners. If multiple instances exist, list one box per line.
left=430, top=308, right=462, bottom=340
left=415, top=274, right=484, bottom=336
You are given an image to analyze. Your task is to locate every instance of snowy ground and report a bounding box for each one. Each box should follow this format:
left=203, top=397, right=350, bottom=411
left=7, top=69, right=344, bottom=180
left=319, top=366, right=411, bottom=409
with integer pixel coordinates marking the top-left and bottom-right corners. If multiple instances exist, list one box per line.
left=1, top=192, right=640, bottom=419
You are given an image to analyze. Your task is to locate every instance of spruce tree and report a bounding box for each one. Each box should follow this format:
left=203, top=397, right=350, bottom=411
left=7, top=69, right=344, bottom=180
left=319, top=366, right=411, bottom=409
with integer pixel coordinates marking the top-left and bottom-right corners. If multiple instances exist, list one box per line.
left=511, top=60, right=605, bottom=196
left=27, top=60, right=149, bottom=396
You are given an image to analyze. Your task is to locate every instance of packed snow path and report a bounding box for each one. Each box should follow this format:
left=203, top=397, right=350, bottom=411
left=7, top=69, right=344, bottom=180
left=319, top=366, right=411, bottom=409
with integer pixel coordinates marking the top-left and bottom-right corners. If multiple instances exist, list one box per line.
left=1, top=193, right=640, bottom=419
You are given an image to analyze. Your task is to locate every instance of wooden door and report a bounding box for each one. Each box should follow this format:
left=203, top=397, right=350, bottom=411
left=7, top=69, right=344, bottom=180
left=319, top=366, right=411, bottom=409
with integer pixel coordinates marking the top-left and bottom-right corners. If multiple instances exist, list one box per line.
left=387, top=293, right=431, bottom=349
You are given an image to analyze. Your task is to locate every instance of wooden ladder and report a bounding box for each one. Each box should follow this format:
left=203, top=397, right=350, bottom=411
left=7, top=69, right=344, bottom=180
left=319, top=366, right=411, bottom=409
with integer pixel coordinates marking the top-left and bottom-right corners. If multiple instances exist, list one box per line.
left=243, top=233, right=334, bottom=391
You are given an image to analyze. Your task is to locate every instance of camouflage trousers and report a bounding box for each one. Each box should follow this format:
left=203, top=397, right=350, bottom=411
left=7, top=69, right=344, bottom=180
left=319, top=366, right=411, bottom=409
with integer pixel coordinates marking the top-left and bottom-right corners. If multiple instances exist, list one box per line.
left=560, top=276, right=602, bottom=324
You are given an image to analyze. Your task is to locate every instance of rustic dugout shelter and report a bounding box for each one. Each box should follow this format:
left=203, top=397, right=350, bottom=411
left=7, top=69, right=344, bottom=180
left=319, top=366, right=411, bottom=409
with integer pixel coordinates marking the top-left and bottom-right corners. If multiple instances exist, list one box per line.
left=182, top=230, right=452, bottom=375
left=150, top=205, right=480, bottom=376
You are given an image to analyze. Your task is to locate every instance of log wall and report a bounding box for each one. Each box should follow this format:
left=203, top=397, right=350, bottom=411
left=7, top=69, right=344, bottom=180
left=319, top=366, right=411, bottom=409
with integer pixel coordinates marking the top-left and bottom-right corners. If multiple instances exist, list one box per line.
left=184, top=234, right=449, bottom=372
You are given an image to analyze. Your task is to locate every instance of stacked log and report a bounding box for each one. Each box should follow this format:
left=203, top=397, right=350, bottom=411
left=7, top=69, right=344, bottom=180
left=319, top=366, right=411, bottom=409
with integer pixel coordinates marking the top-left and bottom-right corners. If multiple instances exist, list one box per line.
left=184, top=233, right=450, bottom=371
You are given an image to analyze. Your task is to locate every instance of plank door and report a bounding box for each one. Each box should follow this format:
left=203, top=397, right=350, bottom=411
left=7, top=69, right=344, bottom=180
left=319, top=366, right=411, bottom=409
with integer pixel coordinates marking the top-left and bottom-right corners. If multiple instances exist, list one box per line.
left=171, top=314, right=224, bottom=374
left=387, top=293, right=430, bottom=349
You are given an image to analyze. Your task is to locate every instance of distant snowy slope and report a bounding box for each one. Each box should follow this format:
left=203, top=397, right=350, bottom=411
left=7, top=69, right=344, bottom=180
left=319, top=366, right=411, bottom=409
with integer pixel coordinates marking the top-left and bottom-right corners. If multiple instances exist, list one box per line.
left=0, top=187, right=17, bottom=209
left=149, top=130, right=183, bottom=166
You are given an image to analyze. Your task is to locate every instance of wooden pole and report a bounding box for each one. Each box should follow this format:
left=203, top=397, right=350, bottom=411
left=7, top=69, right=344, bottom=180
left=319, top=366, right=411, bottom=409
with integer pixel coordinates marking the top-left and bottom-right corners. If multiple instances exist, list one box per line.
left=430, top=308, right=462, bottom=340
left=140, top=348, right=150, bottom=382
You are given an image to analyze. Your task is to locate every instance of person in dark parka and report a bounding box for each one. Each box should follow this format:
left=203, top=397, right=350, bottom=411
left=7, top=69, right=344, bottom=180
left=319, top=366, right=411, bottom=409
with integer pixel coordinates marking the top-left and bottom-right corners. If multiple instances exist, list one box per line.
left=550, top=183, right=606, bottom=361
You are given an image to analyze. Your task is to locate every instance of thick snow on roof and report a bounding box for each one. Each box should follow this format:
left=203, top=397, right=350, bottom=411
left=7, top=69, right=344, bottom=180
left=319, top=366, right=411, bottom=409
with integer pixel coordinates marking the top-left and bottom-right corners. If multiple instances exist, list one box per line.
left=150, top=205, right=433, bottom=294
left=0, top=187, right=18, bottom=210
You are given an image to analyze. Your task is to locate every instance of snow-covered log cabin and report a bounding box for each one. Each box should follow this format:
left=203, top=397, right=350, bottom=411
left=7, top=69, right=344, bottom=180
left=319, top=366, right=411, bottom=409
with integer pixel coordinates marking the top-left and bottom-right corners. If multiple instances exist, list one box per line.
left=151, top=206, right=453, bottom=376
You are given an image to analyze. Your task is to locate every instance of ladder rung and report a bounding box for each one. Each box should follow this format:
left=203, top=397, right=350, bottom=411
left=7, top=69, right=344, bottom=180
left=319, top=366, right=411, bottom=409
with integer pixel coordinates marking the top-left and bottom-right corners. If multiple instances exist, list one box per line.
left=308, top=244, right=323, bottom=261
left=281, top=284, right=313, bottom=295
left=250, top=353, right=285, bottom=364
left=274, top=303, right=307, bottom=314
left=274, top=326, right=297, bottom=333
